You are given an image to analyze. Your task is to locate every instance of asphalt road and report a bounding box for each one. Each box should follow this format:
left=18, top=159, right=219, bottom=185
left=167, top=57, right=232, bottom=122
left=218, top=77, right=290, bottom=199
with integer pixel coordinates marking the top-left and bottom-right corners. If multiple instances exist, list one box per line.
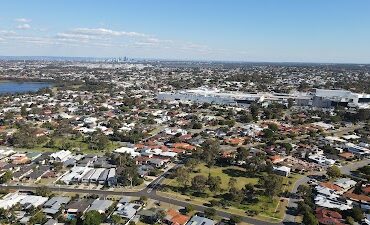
left=2, top=183, right=279, bottom=225
left=340, top=159, right=370, bottom=175
left=282, top=158, right=370, bottom=224
left=2, top=159, right=368, bottom=225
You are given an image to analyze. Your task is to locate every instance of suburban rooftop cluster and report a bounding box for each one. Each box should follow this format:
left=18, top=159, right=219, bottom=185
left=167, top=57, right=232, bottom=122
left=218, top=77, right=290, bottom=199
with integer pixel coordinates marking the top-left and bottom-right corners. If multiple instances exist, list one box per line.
left=0, top=60, right=369, bottom=225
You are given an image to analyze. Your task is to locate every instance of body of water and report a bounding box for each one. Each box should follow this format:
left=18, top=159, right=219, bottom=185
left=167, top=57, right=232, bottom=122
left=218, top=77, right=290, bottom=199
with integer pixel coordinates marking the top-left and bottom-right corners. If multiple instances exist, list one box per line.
left=0, top=81, right=52, bottom=94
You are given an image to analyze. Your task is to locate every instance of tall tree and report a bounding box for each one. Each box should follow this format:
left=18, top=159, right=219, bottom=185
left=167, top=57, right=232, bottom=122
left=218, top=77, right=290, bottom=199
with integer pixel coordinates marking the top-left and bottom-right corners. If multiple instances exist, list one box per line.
left=191, top=175, right=207, bottom=192
left=175, top=167, right=190, bottom=187
left=259, top=174, right=283, bottom=197
left=327, top=165, right=341, bottom=178
left=228, top=177, right=237, bottom=191
left=207, top=175, right=221, bottom=192
left=201, top=139, right=220, bottom=168
left=236, top=147, right=249, bottom=163
left=83, top=210, right=103, bottom=225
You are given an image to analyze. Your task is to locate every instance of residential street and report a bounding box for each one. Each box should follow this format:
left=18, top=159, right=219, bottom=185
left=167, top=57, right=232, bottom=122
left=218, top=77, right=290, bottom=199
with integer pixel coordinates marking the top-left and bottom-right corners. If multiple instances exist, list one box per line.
left=282, top=158, right=370, bottom=224
left=1, top=159, right=369, bottom=225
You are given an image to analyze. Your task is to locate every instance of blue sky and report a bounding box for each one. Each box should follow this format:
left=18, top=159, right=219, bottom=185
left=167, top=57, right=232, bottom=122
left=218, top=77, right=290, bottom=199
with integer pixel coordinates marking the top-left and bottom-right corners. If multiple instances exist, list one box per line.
left=0, top=0, right=370, bottom=63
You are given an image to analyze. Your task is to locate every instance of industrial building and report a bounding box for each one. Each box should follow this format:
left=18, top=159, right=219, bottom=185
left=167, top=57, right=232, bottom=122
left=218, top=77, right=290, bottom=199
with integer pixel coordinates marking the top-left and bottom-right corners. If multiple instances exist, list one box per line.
left=157, top=87, right=370, bottom=109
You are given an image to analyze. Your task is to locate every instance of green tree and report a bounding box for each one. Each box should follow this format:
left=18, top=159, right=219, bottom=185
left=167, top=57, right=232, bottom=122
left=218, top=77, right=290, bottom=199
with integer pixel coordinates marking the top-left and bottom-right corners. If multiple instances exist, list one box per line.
left=327, top=165, right=341, bottom=179
left=268, top=123, right=279, bottom=132
left=0, top=171, right=12, bottom=184
left=297, top=184, right=312, bottom=197
left=185, top=205, right=194, bottom=214
left=185, top=158, right=199, bottom=169
left=228, top=187, right=244, bottom=203
left=243, top=183, right=255, bottom=200
left=113, top=153, right=142, bottom=186
left=228, top=177, right=237, bottom=191
left=229, top=215, right=242, bottom=224
left=175, top=167, right=190, bottom=187
left=88, top=131, right=109, bottom=150
left=83, top=210, right=102, bottom=225
left=29, top=211, right=47, bottom=225
left=259, top=174, right=283, bottom=197
left=302, top=211, right=319, bottom=225
left=111, top=214, right=123, bottom=224
left=204, top=208, right=216, bottom=218
left=207, top=175, right=221, bottom=192
left=236, top=147, right=249, bottom=162
left=35, top=186, right=52, bottom=197
left=346, top=216, right=355, bottom=225
left=262, top=129, right=274, bottom=140
left=282, top=143, right=293, bottom=155
left=191, top=175, right=207, bottom=192
left=351, top=207, right=364, bottom=222
left=201, top=139, right=220, bottom=168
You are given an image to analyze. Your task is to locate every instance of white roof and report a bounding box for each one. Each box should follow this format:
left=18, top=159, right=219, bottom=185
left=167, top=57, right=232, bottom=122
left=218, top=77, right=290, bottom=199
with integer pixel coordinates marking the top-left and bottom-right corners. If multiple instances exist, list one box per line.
left=342, top=135, right=361, bottom=140
left=87, top=199, right=113, bottom=213
left=325, top=136, right=347, bottom=143
left=0, top=193, right=48, bottom=210
left=334, top=178, right=357, bottom=190
left=273, top=166, right=291, bottom=173
left=315, top=194, right=352, bottom=211
left=50, top=150, right=72, bottom=162
left=312, top=122, right=334, bottom=129
left=90, top=168, right=106, bottom=180
left=160, top=151, right=177, bottom=157
left=114, top=147, right=140, bottom=157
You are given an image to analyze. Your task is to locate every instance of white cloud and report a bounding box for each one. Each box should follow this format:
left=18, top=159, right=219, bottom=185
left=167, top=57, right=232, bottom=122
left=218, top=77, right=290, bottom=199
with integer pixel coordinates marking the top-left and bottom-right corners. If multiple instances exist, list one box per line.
left=17, top=24, right=31, bottom=30
left=72, top=28, right=147, bottom=37
left=15, top=18, right=32, bottom=23
left=0, top=30, right=17, bottom=36
left=1, top=25, right=228, bottom=59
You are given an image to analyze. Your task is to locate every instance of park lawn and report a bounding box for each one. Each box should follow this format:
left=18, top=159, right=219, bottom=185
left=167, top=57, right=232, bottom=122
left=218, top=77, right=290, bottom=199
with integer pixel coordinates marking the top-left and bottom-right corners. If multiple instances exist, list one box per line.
left=158, top=190, right=281, bottom=223
left=283, top=173, right=304, bottom=192
left=162, top=164, right=303, bottom=222
left=15, top=136, right=121, bottom=155
left=195, top=164, right=259, bottom=189
left=167, top=163, right=258, bottom=190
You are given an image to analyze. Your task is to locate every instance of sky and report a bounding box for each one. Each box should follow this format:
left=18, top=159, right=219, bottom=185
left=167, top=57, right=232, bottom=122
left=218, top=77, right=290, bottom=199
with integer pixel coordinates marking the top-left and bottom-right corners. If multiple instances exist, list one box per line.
left=0, top=0, right=370, bottom=63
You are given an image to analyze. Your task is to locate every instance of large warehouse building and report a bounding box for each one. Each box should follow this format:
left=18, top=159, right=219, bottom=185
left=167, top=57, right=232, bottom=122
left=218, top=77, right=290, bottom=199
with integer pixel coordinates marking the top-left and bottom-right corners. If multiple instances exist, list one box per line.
left=157, top=87, right=370, bottom=109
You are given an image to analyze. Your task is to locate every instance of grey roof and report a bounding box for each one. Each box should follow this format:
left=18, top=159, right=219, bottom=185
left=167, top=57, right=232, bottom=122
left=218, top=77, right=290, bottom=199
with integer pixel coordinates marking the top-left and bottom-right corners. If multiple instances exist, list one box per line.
left=63, top=158, right=76, bottom=167
left=12, top=165, right=33, bottom=179
left=43, top=208, right=59, bottom=215
left=43, top=196, right=71, bottom=209
left=115, top=202, right=141, bottom=219
left=149, top=158, right=165, bottom=164
left=66, top=199, right=94, bottom=213
left=87, top=199, right=113, bottom=212
left=25, top=166, right=50, bottom=179
left=118, top=196, right=131, bottom=204
left=107, top=168, right=116, bottom=178
left=186, top=216, right=215, bottom=225
left=81, top=169, right=95, bottom=181
left=44, top=219, right=58, bottom=225
left=98, top=169, right=109, bottom=181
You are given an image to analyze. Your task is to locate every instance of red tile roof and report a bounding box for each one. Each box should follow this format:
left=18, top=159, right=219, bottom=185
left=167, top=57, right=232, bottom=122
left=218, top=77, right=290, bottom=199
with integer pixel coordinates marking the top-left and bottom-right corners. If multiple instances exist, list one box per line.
left=319, top=182, right=343, bottom=192
left=315, top=208, right=345, bottom=225
left=166, top=209, right=190, bottom=225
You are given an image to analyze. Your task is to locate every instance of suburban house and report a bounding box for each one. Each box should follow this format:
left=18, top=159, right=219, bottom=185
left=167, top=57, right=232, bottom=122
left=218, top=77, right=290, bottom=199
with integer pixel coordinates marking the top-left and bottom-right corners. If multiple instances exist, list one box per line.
left=164, top=209, right=190, bottom=225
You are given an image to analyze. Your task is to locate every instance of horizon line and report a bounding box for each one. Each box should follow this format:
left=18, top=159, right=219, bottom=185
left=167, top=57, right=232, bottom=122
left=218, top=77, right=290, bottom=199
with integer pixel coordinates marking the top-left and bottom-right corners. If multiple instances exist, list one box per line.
left=0, top=55, right=369, bottom=65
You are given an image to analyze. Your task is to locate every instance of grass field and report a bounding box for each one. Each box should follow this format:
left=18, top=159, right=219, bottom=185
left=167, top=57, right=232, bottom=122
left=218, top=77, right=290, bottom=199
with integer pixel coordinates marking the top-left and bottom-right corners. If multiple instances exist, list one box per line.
left=15, top=136, right=121, bottom=155
left=193, top=163, right=259, bottom=189
left=162, top=163, right=302, bottom=222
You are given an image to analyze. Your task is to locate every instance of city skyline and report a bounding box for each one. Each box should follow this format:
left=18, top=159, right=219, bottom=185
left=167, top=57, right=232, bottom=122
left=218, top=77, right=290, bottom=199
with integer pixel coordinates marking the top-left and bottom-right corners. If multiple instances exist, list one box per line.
left=1, top=0, right=370, bottom=63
